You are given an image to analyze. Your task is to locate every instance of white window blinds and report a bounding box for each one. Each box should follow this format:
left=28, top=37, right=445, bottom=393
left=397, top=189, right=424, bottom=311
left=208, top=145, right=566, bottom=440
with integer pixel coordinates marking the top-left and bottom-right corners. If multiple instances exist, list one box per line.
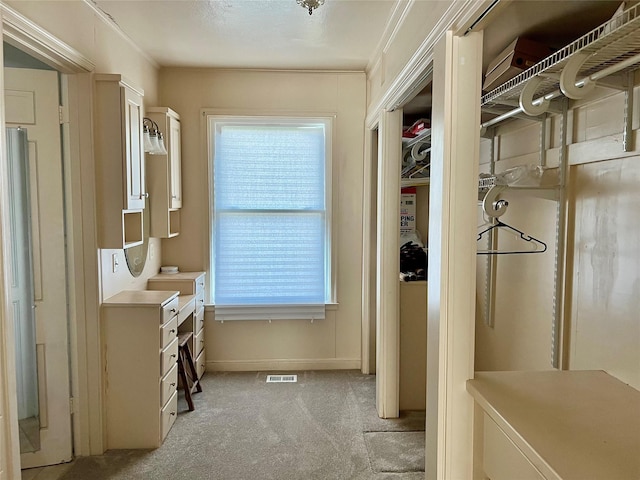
left=210, top=117, right=332, bottom=320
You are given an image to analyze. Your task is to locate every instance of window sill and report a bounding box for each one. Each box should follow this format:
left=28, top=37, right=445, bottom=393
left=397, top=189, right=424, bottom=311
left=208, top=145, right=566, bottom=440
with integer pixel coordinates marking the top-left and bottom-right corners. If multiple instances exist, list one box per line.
left=205, top=303, right=338, bottom=322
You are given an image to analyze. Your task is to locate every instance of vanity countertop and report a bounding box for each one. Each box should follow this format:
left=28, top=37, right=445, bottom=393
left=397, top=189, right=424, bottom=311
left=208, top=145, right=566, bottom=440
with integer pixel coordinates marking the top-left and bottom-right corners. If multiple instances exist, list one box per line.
left=102, top=290, right=179, bottom=307
left=149, top=271, right=205, bottom=282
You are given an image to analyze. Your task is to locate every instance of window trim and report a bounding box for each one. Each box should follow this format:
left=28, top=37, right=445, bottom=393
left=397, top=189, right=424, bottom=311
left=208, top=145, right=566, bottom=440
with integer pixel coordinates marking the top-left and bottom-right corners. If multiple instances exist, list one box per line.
left=205, top=111, right=337, bottom=317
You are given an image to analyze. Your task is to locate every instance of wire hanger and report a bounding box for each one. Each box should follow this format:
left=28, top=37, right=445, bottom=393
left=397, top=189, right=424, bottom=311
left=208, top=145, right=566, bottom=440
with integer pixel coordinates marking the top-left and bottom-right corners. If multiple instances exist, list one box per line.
left=477, top=220, right=547, bottom=255
left=476, top=184, right=548, bottom=255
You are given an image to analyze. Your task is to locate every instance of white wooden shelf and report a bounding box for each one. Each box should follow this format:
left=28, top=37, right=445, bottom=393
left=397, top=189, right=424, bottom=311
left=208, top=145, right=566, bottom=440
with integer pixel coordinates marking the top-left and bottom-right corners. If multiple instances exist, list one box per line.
left=401, top=127, right=431, bottom=148
left=401, top=177, right=430, bottom=187
left=467, top=370, right=640, bottom=480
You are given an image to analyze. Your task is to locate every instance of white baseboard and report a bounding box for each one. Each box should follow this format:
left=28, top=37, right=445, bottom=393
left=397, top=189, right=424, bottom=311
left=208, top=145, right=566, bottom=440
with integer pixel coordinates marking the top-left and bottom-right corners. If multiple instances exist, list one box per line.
left=206, top=358, right=361, bottom=372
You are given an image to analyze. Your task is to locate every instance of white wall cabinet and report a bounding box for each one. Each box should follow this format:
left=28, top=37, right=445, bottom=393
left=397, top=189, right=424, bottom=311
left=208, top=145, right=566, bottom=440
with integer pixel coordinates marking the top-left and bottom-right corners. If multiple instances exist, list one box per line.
left=94, top=74, right=146, bottom=248
left=146, top=107, right=182, bottom=238
left=101, top=290, right=180, bottom=449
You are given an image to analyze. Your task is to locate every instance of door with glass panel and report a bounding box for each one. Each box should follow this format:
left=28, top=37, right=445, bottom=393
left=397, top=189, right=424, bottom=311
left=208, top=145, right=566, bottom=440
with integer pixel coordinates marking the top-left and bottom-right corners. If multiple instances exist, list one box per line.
left=4, top=66, right=72, bottom=468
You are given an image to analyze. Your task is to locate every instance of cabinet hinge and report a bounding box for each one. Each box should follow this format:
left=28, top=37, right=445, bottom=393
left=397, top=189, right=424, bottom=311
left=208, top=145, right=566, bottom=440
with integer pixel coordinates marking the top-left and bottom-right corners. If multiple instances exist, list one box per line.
left=69, top=397, right=75, bottom=414
left=59, top=105, right=70, bottom=124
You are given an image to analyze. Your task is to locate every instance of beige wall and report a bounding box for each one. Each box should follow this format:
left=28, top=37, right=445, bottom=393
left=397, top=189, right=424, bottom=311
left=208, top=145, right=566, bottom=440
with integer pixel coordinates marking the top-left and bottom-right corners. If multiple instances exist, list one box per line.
left=159, top=69, right=366, bottom=370
left=475, top=85, right=640, bottom=390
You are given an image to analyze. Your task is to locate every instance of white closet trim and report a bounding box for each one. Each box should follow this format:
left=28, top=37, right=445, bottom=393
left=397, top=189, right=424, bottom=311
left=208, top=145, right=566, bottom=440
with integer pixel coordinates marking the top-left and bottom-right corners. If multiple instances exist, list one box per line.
left=1, top=3, right=94, bottom=73
left=365, top=0, right=492, bottom=127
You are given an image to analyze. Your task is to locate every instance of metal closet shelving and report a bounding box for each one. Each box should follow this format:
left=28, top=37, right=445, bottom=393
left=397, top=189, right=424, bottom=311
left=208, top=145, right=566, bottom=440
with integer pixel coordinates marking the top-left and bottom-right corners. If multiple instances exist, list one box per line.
left=476, top=3, right=640, bottom=368
left=481, top=3, right=640, bottom=119
left=401, top=128, right=431, bottom=187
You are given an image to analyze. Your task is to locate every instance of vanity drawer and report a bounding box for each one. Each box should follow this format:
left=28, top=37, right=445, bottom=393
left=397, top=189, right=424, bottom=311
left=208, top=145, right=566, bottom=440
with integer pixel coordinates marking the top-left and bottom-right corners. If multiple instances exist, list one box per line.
left=195, top=349, right=206, bottom=379
left=194, top=306, right=205, bottom=336
left=160, top=316, right=178, bottom=348
left=161, top=390, right=178, bottom=441
left=161, top=296, right=179, bottom=324
left=194, top=327, right=205, bottom=356
left=195, top=274, right=205, bottom=294
left=195, top=289, right=205, bottom=311
left=161, top=337, right=178, bottom=375
left=161, top=362, right=178, bottom=407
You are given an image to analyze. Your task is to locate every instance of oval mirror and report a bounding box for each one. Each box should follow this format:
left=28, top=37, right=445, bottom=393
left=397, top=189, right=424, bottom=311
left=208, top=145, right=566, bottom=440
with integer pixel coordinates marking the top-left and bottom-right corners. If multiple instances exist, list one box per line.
left=124, top=196, right=150, bottom=277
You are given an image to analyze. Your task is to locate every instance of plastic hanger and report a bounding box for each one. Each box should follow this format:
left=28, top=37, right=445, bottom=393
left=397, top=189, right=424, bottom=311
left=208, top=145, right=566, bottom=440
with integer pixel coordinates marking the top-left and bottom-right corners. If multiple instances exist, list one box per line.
left=477, top=220, right=547, bottom=255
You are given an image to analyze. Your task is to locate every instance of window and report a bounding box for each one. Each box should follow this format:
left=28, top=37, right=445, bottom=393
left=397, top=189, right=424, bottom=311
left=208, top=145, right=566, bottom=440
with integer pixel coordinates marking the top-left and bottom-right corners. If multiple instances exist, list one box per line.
left=208, top=115, right=333, bottom=320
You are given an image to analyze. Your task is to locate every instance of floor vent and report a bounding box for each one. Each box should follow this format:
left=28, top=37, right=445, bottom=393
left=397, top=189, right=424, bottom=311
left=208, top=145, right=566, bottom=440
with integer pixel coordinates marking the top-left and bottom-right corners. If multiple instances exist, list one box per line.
left=266, top=374, right=298, bottom=383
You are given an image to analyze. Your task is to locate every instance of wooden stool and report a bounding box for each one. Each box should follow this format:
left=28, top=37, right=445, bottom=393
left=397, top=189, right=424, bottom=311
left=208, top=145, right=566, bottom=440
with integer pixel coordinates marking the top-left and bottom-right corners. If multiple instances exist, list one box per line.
left=177, top=332, right=202, bottom=411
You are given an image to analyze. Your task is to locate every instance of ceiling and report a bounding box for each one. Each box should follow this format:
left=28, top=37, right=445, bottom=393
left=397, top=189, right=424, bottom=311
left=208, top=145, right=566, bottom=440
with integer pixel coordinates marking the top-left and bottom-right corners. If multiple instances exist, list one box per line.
left=92, top=0, right=398, bottom=70
left=89, top=0, right=626, bottom=120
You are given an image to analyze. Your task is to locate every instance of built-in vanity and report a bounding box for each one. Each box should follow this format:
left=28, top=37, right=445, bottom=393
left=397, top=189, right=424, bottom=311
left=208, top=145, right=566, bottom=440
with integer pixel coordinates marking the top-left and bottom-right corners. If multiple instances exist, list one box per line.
left=101, top=271, right=205, bottom=449
left=93, top=69, right=203, bottom=448
left=101, top=290, right=180, bottom=449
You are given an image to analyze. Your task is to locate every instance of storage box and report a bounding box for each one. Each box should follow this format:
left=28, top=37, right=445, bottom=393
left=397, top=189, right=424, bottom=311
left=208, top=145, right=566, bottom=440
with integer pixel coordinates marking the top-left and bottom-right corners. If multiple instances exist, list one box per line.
left=400, top=189, right=416, bottom=234
left=483, top=37, right=554, bottom=92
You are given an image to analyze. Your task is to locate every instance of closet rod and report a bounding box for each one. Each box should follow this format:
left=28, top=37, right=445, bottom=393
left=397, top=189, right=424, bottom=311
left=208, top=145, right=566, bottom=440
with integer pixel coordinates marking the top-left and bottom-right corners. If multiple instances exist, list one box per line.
left=481, top=52, right=640, bottom=130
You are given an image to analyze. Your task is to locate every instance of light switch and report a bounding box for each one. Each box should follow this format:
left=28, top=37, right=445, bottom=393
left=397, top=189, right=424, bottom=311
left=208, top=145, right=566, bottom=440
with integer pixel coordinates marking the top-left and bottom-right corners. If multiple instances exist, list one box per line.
left=112, top=252, right=119, bottom=273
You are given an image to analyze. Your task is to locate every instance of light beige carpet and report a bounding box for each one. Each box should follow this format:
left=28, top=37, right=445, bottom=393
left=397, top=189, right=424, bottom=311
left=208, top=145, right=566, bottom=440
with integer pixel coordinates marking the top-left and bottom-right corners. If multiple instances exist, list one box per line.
left=57, top=371, right=425, bottom=480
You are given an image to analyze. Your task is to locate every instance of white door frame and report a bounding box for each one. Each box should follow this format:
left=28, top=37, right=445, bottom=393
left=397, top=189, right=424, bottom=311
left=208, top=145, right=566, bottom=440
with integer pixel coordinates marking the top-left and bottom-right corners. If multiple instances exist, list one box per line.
left=0, top=45, right=21, bottom=476
left=0, top=4, right=98, bottom=477
left=426, top=30, right=482, bottom=479
left=375, top=109, right=403, bottom=418
left=361, top=127, right=378, bottom=375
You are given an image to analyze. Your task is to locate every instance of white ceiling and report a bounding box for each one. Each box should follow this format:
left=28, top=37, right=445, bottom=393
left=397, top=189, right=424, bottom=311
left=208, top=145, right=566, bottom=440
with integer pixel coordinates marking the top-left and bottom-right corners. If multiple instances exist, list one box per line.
left=93, top=0, right=399, bottom=70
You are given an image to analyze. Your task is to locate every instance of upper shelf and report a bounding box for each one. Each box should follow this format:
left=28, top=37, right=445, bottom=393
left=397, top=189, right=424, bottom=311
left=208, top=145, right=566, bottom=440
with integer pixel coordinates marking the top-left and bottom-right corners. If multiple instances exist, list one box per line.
left=482, top=3, right=640, bottom=109
left=402, top=128, right=431, bottom=148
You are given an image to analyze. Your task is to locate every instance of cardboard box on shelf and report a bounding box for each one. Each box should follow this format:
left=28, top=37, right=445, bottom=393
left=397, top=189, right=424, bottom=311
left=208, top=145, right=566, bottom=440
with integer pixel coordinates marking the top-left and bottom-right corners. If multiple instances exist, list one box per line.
left=483, top=37, right=555, bottom=92
left=400, top=188, right=416, bottom=234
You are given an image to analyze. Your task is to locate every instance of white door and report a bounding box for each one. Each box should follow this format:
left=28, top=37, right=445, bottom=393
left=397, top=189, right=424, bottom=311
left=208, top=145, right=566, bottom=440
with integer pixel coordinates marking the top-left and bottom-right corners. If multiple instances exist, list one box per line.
left=4, top=67, right=73, bottom=468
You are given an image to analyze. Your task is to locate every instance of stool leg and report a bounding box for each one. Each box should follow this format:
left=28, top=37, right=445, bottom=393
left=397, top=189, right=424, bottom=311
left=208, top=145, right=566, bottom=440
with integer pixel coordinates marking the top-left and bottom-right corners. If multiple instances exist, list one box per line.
left=178, top=348, right=195, bottom=411
left=184, top=343, right=202, bottom=394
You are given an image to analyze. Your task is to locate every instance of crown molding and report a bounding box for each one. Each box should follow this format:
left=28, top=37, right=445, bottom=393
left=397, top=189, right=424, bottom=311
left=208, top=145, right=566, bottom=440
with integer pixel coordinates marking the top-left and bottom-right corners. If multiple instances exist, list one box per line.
left=82, top=0, right=159, bottom=70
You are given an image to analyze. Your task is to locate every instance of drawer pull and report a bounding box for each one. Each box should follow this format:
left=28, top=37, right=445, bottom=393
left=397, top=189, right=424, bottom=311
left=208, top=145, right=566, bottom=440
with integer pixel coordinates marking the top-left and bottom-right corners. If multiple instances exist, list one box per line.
left=171, top=354, right=177, bottom=359
left=170, top=412, right=176, bottom=417
left=170, top=382, right=176, bottom=387
left=170, top=308, right=177, bottom=313
left=170, top=329, right=176, bottom=334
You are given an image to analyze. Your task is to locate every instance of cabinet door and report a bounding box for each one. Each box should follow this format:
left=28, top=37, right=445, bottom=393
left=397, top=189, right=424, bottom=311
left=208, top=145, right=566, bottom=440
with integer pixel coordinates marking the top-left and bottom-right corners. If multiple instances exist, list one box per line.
left=168, top=115, right=182, bottom=208
left=122, top=86, right=145, bottom=210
